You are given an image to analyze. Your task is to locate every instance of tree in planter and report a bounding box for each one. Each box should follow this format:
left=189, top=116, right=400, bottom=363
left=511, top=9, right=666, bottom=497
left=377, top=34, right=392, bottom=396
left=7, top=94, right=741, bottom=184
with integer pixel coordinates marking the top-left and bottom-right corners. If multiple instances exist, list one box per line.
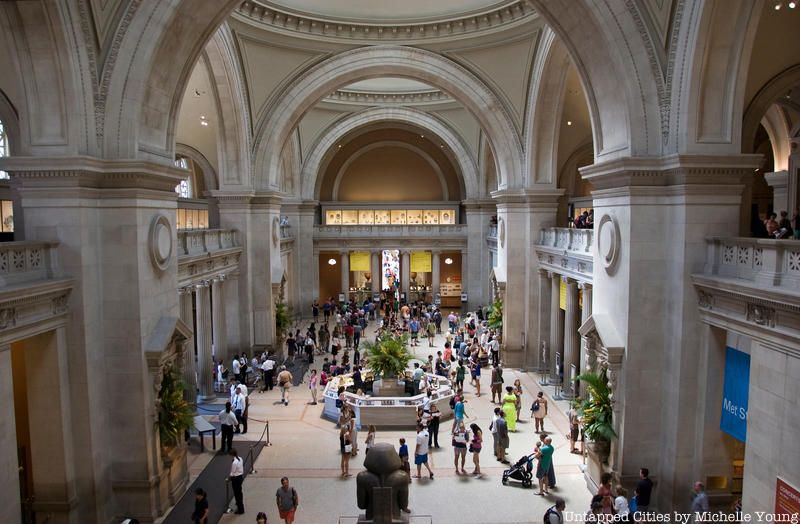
left=575, top=369, right=616, bottom=461
left=487, top=300, right=503, bottom=333
left=275, top=302, right=291, bottom=338
left=362, top=333, right=412, bottom=379
left=157, top=365, right=194, bottom=449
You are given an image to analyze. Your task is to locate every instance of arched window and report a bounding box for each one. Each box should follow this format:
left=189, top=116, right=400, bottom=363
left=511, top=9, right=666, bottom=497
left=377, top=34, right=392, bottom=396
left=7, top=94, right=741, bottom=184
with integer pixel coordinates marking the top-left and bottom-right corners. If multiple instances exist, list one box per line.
left=0, top=119, right=9, bottom=179
left=174, top=156, right=193, bottom=198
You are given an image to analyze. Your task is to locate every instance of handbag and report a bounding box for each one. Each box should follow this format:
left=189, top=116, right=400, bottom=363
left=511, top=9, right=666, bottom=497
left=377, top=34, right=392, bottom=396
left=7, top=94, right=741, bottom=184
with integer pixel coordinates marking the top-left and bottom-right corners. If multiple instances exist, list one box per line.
left=532, top=400, right=540, bottom=412
left=344, top=443, right=352, bottom=453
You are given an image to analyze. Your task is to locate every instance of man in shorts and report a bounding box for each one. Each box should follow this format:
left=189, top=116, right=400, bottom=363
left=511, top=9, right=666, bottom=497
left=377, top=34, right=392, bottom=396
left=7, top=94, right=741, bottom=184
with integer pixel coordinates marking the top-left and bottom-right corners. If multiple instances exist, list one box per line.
left=413, top=424, right=434, bottom=480
left=276, top=476, right=299, bottom=523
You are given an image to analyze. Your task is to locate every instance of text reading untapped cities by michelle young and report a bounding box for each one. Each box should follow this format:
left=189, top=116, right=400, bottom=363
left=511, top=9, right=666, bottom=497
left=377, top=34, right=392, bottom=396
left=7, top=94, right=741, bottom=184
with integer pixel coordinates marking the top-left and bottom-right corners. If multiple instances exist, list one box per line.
left=562, top=513, right=799, bottom=523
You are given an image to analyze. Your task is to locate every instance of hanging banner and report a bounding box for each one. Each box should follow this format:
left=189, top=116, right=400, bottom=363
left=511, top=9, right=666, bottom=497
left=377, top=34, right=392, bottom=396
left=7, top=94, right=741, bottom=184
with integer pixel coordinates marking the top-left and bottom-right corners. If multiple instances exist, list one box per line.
left=720, top=346, right=750, bottom=442
left=350, top=251, right=370, bottom=272
left=559, top=278, right=566, bottom=310
left=410, top=251, right=432, bottom=273
left=775, top=477, right=800, bottom=517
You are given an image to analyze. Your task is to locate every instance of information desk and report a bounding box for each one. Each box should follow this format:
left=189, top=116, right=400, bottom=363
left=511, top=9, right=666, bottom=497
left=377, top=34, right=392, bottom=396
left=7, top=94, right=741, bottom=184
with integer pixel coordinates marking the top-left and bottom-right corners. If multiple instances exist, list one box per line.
left=322, top=371, right=455, bottom=428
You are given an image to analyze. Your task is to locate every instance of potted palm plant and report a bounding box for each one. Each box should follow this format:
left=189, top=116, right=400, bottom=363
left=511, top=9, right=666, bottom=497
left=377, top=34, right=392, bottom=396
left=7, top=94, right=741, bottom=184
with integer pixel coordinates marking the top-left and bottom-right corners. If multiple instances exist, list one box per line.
left=362, top=333, right=412, bottom=396
left=575, top=369, right=616, bottom=463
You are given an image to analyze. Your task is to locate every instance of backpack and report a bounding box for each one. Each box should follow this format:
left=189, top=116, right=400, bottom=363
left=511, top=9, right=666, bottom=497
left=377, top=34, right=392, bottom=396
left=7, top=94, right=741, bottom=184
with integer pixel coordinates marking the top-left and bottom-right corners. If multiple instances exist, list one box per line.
left=449, top=396, right=456, bottom=409
left=532, top=400, right=540, bottom=412
left=544, top=506, right=562, bottom=524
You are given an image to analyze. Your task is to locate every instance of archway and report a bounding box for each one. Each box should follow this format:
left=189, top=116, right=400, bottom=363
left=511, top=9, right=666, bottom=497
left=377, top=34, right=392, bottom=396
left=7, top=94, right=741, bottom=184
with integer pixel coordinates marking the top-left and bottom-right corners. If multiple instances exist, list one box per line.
left=302, top=107, right=479, bottom=200
left=252, top=46, right=523, bottom=192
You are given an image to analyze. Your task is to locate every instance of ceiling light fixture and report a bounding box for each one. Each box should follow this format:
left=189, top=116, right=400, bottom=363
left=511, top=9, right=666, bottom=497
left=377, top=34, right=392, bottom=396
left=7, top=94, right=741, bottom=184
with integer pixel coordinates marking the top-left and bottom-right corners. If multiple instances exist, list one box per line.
left=328, top=258, right=337, bottom=265
left=789, top=1, right=796, bottom=7
left=444, top=257, right=453, bottom=265
left=775, top=2, right=781, bottom=9
left=567, top=120, right=573, bottom=126
left=200, top=115, right=209, bottom=127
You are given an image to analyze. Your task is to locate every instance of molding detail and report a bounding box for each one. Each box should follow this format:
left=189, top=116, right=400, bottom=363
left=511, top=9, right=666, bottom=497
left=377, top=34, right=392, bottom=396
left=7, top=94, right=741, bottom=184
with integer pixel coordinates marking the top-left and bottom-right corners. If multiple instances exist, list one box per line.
left=149, top=215, right=174, bottom=272
left=746, top=303, right=776, bottom=328
left=234, top=1, right=536, bottom=42
left=596, top=214, right=620, bottom=275
left=323, top=89, right=453, bottom=105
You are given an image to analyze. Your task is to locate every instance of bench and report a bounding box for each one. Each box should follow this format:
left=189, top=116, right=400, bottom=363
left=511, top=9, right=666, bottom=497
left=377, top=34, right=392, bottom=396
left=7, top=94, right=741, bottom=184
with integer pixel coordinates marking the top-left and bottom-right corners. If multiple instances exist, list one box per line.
left=193, top=415, right=217, bottom=453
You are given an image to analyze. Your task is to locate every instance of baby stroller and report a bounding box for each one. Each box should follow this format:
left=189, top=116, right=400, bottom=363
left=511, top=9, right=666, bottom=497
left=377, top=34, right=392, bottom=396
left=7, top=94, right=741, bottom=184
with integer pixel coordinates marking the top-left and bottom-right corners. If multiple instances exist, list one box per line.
left=501, top=454, right=535, bottom=488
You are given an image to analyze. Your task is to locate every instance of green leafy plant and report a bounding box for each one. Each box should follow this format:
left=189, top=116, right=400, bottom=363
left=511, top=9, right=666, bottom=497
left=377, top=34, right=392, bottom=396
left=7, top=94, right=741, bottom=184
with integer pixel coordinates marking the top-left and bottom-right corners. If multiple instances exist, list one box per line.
left=157, top=365, right=194, bottom=448
left=275, top=302, right=291, bottom=338
left=575, top=369, right=617, bottom=442
left=487, top=300, right=503, bottom=332
left=362, top=333, right=412, bottom=379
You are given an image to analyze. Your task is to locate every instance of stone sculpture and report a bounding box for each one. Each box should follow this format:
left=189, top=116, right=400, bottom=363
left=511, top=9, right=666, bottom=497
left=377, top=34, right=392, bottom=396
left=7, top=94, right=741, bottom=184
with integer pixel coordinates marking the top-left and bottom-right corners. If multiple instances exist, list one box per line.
left=356, top=442, right=409, bottom=524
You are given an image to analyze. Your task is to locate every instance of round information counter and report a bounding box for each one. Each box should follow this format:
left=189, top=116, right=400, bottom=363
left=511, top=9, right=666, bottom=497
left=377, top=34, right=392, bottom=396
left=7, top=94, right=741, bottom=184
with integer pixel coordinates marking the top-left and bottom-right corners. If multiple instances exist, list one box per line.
left=322, top=371, right=455, bottom=428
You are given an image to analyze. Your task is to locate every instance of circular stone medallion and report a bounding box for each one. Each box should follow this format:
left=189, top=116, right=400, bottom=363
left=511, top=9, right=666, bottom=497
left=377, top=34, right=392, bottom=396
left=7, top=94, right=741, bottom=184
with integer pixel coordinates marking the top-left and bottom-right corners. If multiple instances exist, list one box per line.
left=149, top=215, right=173, bottom=272
left=596, top=213, right=620, bottom=274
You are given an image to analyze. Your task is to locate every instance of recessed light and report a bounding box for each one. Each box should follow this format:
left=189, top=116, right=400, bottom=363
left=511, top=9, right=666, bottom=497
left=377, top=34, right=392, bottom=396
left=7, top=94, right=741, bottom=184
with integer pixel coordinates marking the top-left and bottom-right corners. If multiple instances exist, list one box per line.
left=444, top=257, right=453, bottom=265
left=567, top=121, right=573, bottom=126
left=775, top=3, right=781, bottom=9
left=200, top=120, right=209, bottom=127
left=328, top=258, right=337, bottom=265
left=790, top=1, right=797, bottom=8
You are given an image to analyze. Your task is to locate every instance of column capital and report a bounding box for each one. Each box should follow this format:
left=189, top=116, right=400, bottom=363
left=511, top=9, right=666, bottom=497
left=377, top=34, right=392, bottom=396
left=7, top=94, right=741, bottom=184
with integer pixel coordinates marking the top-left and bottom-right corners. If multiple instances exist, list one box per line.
left=579, top=282, right=592, bottom=291
left=562, top=275, right=577, bottom=285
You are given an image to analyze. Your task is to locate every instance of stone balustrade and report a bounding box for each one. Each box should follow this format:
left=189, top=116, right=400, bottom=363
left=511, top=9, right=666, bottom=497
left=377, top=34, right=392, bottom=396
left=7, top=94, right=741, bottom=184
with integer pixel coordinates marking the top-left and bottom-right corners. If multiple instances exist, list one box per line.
left=538, top=227, right=594, bottom=254
left=314, top=224, right=467, bottom=239
left=703, top=237, right=800, bottom=291
left=0, top=241, right=59, bottom=286
left=178, top=229, right=237, bottom=257
left=534, top=227, right=594, bottom=282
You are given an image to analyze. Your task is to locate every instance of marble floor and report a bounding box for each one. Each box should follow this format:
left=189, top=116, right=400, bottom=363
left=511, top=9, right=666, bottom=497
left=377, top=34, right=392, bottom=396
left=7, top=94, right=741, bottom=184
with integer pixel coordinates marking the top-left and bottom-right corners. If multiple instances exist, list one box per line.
left=169, top=318, right=593, bottom=523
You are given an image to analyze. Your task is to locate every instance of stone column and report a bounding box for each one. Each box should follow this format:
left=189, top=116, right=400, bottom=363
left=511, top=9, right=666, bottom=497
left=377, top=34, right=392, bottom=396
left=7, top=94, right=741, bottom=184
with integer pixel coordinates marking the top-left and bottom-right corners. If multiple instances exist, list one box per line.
left=431, top=250, right=441, bottom=298
left=341, top=250, right=350, bottom=297
left=536, top=269, right=552, bottom=371
left=460, top=249, right=468, bottom=308
left=211, top=277, right=227, bottom=362
left=223, top=273, right=241, bottom=356
left=764, top=171, right=789, bottom=215
left=400, top=251, right=410, bottom=295
left=578, top=283, right=592, bottom=397
left=0, top=344, right=20, bottom=524
left=562, top=277, right=580, bottom=396
left=312, top=248, right=321, bottom=302
left=195, top=282, right=214, bottom=402
left=549, top=273, right=563, bottom=383
left=179, top=288, right=197, bottom=406
left=371, top=250, right=381, bottom=293
left=463, top=202, right=493, bottom=310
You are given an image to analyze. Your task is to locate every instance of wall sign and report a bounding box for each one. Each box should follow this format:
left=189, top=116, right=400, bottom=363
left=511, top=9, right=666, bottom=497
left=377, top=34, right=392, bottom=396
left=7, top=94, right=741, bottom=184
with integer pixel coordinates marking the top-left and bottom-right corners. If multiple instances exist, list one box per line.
left=775, top=477, right=800, bottom=517
left=720, top=346, right=750, bottom=442
left=410, top=251, right=432, bottom=272
left=349, top=251, right=370, bottom=272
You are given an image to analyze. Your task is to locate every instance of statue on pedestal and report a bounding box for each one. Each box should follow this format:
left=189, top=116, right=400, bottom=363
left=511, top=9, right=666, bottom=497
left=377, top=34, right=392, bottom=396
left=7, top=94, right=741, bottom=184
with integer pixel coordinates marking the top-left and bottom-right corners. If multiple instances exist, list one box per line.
left=356, top=443, right=409, bottom=524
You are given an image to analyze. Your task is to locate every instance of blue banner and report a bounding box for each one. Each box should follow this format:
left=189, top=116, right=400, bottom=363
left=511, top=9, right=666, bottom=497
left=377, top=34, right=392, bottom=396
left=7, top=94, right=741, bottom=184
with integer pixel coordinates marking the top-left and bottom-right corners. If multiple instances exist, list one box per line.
left=720, top=347, right=750, bottom=442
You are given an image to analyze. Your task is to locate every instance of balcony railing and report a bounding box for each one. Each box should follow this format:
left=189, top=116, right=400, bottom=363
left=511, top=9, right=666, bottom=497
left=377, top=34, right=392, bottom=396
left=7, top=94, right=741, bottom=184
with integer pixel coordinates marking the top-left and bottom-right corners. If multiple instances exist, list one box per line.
left=178, top=229, right=237, bottom=257
left=538, top=227, right=594, bottom=254
left=0, top=241, right=58, bottom=286
left=280, top=224, right=293, bottom=239
left=703, top=237, right=800, bottom=291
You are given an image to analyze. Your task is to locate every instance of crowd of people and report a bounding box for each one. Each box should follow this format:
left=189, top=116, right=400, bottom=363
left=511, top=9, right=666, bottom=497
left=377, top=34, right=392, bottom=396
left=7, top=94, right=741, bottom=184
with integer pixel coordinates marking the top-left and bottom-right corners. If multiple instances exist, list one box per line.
left=758, top=209, right=800, bottom=239
left=182, top=296, right=721, bottom=523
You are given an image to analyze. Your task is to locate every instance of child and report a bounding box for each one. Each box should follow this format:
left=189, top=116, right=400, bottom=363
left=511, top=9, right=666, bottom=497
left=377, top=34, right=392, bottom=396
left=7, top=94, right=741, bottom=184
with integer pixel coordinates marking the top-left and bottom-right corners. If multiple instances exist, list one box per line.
left=398, top=438, right=411, bottom=483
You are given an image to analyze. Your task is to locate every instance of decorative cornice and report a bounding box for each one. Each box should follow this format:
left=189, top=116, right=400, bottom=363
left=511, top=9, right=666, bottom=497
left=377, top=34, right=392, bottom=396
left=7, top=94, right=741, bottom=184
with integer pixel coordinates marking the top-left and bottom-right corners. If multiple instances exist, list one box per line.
left=490, top=188, right=563, bottom=206
left=323, top=88, right=453, bottom=106
left=234, top=0, right=536, bottom=42
left=0, top=279, right=74, bottom=342
left=580, top=154, right=762, bottom=191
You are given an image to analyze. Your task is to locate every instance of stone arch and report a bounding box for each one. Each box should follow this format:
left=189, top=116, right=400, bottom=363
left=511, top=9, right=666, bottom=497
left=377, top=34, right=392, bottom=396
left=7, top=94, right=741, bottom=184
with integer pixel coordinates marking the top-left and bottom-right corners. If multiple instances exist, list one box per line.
left=302, top=107, right=479, bottom=200
left=101, top=0, right=239, bottom=160
left=526, top=0, right=663, bottom=160
left=759, top=105, right=792, bottom=172
left=0, top=1, right=96, bottom=156
left=203, top=24, right=252, bottom=189
left=329, top=140, right=450, bottom=202
left=523, top=27, right=572, bottom=186
left=253, top=46, right=523, bottom=191
left=558, top=141, right=595, bottom=198
left=670, top=0, right=763, bottom=155
left=742, top=65, right=800, bottom=155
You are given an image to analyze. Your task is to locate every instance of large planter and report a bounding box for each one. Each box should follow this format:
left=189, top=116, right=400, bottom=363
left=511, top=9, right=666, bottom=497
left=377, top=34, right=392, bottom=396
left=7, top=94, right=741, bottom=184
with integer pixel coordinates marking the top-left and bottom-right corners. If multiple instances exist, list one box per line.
left=372, top=377, right=406, bottom=397
left=585, top=442, right=612, bottom=493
